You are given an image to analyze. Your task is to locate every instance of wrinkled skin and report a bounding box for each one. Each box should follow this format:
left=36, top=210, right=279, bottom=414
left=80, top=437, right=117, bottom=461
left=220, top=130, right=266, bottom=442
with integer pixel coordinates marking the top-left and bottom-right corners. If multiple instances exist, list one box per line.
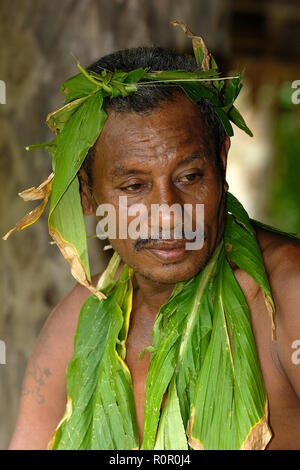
left=80, top=94, right=230, bottom=305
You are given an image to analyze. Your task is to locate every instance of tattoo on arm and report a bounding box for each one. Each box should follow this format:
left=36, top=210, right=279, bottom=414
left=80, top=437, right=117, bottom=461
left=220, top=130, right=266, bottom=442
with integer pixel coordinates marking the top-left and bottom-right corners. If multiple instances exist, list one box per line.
left=21, top=332, right=52, bottom=405
left=21, top=362, right=51, bottom=405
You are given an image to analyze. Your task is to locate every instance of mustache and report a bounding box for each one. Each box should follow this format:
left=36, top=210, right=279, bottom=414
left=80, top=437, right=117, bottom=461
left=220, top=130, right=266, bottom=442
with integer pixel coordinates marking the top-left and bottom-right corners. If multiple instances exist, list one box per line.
left=134, top=229, right=206, bottom=251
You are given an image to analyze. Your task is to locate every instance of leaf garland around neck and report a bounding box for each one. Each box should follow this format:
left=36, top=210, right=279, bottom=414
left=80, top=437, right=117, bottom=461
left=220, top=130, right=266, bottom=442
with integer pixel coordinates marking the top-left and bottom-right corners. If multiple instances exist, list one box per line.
left=49, top=192, right=274, bottom=450
left=3, top=20, right=253, bottom=298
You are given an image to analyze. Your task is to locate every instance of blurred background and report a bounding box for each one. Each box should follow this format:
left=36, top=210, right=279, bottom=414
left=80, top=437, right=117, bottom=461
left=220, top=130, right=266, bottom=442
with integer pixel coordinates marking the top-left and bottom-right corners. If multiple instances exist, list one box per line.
left=0, top=0, right=299, bottom=449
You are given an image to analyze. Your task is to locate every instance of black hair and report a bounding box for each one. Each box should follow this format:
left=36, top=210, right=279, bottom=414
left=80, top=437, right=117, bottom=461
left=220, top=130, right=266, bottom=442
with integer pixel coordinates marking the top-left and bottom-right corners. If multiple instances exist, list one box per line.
left=81, top=46, right=226, bottom=191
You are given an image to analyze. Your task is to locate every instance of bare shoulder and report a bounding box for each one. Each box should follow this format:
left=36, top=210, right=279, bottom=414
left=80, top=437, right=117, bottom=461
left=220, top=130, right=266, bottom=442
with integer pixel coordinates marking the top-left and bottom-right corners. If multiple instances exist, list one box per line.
left=254, top=224, right=300, bottom=281
left=255, top=224, right=300, bottom=330
left=8, top=272, right=102, bottom=450
left=255, top=224, right=300, bottom=399
left=23, top=270, right=104, bottom=386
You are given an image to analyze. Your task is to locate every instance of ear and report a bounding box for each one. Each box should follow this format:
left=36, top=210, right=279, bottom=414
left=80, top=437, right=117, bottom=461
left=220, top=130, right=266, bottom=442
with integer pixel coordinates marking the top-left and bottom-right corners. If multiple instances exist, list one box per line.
left=77, top=168, right=97, bottom=215
left=219, top=135, right=231, bottom=192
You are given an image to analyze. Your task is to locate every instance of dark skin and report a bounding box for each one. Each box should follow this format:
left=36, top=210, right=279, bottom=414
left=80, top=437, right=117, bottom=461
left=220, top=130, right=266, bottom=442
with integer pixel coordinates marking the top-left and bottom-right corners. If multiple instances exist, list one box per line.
left=9, top=94, right=300, bottom=450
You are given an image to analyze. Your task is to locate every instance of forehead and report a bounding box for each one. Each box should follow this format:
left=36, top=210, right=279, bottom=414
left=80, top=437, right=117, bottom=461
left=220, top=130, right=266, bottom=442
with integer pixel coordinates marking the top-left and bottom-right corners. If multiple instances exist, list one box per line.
left=93, top=94, right=215, bottom=172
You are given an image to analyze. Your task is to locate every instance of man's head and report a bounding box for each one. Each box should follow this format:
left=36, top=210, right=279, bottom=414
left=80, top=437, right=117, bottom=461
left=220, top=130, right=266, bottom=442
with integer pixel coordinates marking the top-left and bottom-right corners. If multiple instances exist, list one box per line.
left=78, top=46, right=230, bottom=285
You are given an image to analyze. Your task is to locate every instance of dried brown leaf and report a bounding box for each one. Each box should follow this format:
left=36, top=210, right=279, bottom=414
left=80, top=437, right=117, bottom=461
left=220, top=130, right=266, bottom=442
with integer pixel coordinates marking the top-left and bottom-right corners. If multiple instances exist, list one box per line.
left=241, top=400, right=272, bottom=450
left=171, top=20, right=210, bottom=70
left=3, top=174, right=54, bottom=240
left=263, top=291, right=276, bottom=340
left=49, top=227, right=106, bottom=300
left=18, top=172, right=54, bottom=201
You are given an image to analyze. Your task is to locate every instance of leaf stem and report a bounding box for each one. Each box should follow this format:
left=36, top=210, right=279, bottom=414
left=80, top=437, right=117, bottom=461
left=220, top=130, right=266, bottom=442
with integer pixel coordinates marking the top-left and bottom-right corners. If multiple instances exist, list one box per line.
left=77, top=62, right=103, bottom=87
left=137, top=76, right=236, bottom=86
left=96, top=251, right=121, bottom=291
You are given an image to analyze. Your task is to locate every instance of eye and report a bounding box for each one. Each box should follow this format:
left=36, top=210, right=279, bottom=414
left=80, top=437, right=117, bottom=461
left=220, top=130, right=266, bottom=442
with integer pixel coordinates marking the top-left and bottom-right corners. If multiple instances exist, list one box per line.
left=178, top=172, right=203, bottom=183
left=120, top=183, right=143, bottom=193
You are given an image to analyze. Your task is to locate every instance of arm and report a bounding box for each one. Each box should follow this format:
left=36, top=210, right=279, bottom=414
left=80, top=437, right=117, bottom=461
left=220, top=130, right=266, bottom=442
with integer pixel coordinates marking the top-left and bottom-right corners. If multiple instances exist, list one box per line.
left=272, top=241, right=300, bottom=402
left=8, top=281, right=95, bottom=450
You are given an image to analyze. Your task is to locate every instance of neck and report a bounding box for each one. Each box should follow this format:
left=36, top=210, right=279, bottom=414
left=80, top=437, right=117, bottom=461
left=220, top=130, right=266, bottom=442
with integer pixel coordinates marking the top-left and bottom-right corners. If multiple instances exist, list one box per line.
left=132, top=271, right=176, bottom=318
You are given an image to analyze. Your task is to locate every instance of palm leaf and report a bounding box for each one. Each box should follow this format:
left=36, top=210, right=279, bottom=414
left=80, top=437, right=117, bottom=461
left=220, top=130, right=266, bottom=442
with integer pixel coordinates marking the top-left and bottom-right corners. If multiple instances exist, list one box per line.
left=49, top=192, right=274, bottom=450
left=187, top=252, right=270, bottom=449
left=154, top=376, right=188, bottom=450
left=49, top=90, right=106, bottom=211
left=225, top=193, right=275, bottom=337
left=50, top=265, right=139, bottom=450
left=48, top=175, right=92, bottom=287
left=47, top=90, right=107, bottom=297
left=141, top=244, right=221, bottom=449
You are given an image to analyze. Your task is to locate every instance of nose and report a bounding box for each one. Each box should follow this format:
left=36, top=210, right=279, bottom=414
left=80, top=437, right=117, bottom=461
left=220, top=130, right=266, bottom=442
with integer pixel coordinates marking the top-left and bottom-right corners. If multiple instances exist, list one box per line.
left=146, top=178, right=183, bottom=237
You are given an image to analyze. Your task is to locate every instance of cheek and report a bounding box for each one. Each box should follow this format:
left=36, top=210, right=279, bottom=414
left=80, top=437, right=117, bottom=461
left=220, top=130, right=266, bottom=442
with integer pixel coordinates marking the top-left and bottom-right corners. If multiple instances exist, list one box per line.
left=107, top=208, right=137, bottom=252
left=192, top=175, right=223, bottom=225
left=109, top=238, right=140, bottom=272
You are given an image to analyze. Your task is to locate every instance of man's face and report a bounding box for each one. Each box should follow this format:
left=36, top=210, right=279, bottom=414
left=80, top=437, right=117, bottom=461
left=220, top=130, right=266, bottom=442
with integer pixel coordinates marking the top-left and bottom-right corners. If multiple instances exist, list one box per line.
left=89, top=94, right=229, bottom=285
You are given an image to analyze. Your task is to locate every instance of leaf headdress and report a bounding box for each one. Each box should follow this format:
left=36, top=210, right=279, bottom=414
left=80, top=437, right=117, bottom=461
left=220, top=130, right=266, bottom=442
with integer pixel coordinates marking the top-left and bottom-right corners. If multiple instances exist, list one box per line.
left=3, top=20, right=253, bottom=300
left=5, top=20, right=284, bottom=451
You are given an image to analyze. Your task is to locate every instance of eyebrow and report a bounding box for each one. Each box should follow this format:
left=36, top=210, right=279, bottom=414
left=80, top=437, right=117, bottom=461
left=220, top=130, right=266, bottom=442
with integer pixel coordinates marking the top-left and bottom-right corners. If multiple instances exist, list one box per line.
left=178, top=149, right=208, bottom=166
left=109, top=148, right=208, bottom=179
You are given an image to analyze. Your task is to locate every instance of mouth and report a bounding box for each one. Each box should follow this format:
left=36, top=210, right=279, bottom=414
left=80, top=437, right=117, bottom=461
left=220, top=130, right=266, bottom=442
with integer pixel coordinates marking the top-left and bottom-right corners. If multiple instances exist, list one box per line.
left=144, top=240, right=189, bottom=263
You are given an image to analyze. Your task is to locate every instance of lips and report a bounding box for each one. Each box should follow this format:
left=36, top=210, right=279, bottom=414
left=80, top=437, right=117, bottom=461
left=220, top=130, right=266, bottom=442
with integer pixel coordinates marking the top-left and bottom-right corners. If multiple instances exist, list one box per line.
left=145, top=240, right=189, bottom=263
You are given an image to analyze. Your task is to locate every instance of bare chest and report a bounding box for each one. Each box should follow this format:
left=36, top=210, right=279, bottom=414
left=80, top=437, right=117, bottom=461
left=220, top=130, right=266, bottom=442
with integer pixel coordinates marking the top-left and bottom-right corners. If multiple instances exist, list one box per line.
left=124, top=318, right=154, bottom=446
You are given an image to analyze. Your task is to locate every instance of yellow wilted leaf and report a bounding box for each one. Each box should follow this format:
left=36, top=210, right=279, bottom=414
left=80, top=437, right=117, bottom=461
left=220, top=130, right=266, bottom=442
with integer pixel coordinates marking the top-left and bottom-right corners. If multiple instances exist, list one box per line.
left=2, top=173, right=54, bottom=240
left=18, top=172, right=54, bottom=201
left=49, top=227, right=106, bottom=301
left=171, top=20, right=210, bottom=70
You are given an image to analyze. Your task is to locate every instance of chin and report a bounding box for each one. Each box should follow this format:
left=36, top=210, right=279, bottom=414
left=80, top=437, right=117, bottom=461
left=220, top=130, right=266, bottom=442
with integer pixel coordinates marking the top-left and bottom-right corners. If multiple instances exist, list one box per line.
left=131, top=255, right=210, bottom=285
left=111, top=239, right=212, bottom=285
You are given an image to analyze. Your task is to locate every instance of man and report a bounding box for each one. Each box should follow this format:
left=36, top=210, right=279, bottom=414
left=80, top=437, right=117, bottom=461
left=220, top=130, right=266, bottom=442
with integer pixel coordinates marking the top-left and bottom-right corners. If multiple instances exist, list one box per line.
left=8, top=46, right=300, bottom=450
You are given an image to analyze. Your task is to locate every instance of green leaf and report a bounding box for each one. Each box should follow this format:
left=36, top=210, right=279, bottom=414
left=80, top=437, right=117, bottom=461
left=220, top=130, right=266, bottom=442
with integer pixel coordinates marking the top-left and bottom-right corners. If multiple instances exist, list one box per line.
left=49, top=90, right=107, bottom=213
left=144, top=69, right=219, bottom=81
left=117, top=272, right=134, bottom=360
left=49, top=193, right=274, bottom=451
left=225, top=192, right=275, bottom=337
left=51, top=265, right=139, bottom=450
left=25, top=138, right=57, bottom=158
left=193, top=47, right=205, bottom=68
left=188, top=253, right=269, bottom=449
left=154, top=376, right=188, bottom=450
left=210, top=55, right=219, bottom=71
left=46, top=95, right=91, bottom=133
left=180, top=82, right=221, bottom=105
left=214, top=107, right=234, bottom=136
left=138, top=345, right=155, bottom=361
left=96, top=251, right=122, bottom=291
left=48, top=175, right=91, bottom=281
left=223, top=72, right=244, bottom=107
left=213, top=78, right=224, bottom=94
left=251, top=218, right=300, bottom=240
left=61, top=72, right=99, bottom=104
left=124, top=67, right=148, bottom=84
left=228, top=106, right=253, bottom=137
left=141, top=244, right=221, bottom=449
left=226, top=192, right=256, bottom=236
left=48, top=88, right=106, bottom=286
